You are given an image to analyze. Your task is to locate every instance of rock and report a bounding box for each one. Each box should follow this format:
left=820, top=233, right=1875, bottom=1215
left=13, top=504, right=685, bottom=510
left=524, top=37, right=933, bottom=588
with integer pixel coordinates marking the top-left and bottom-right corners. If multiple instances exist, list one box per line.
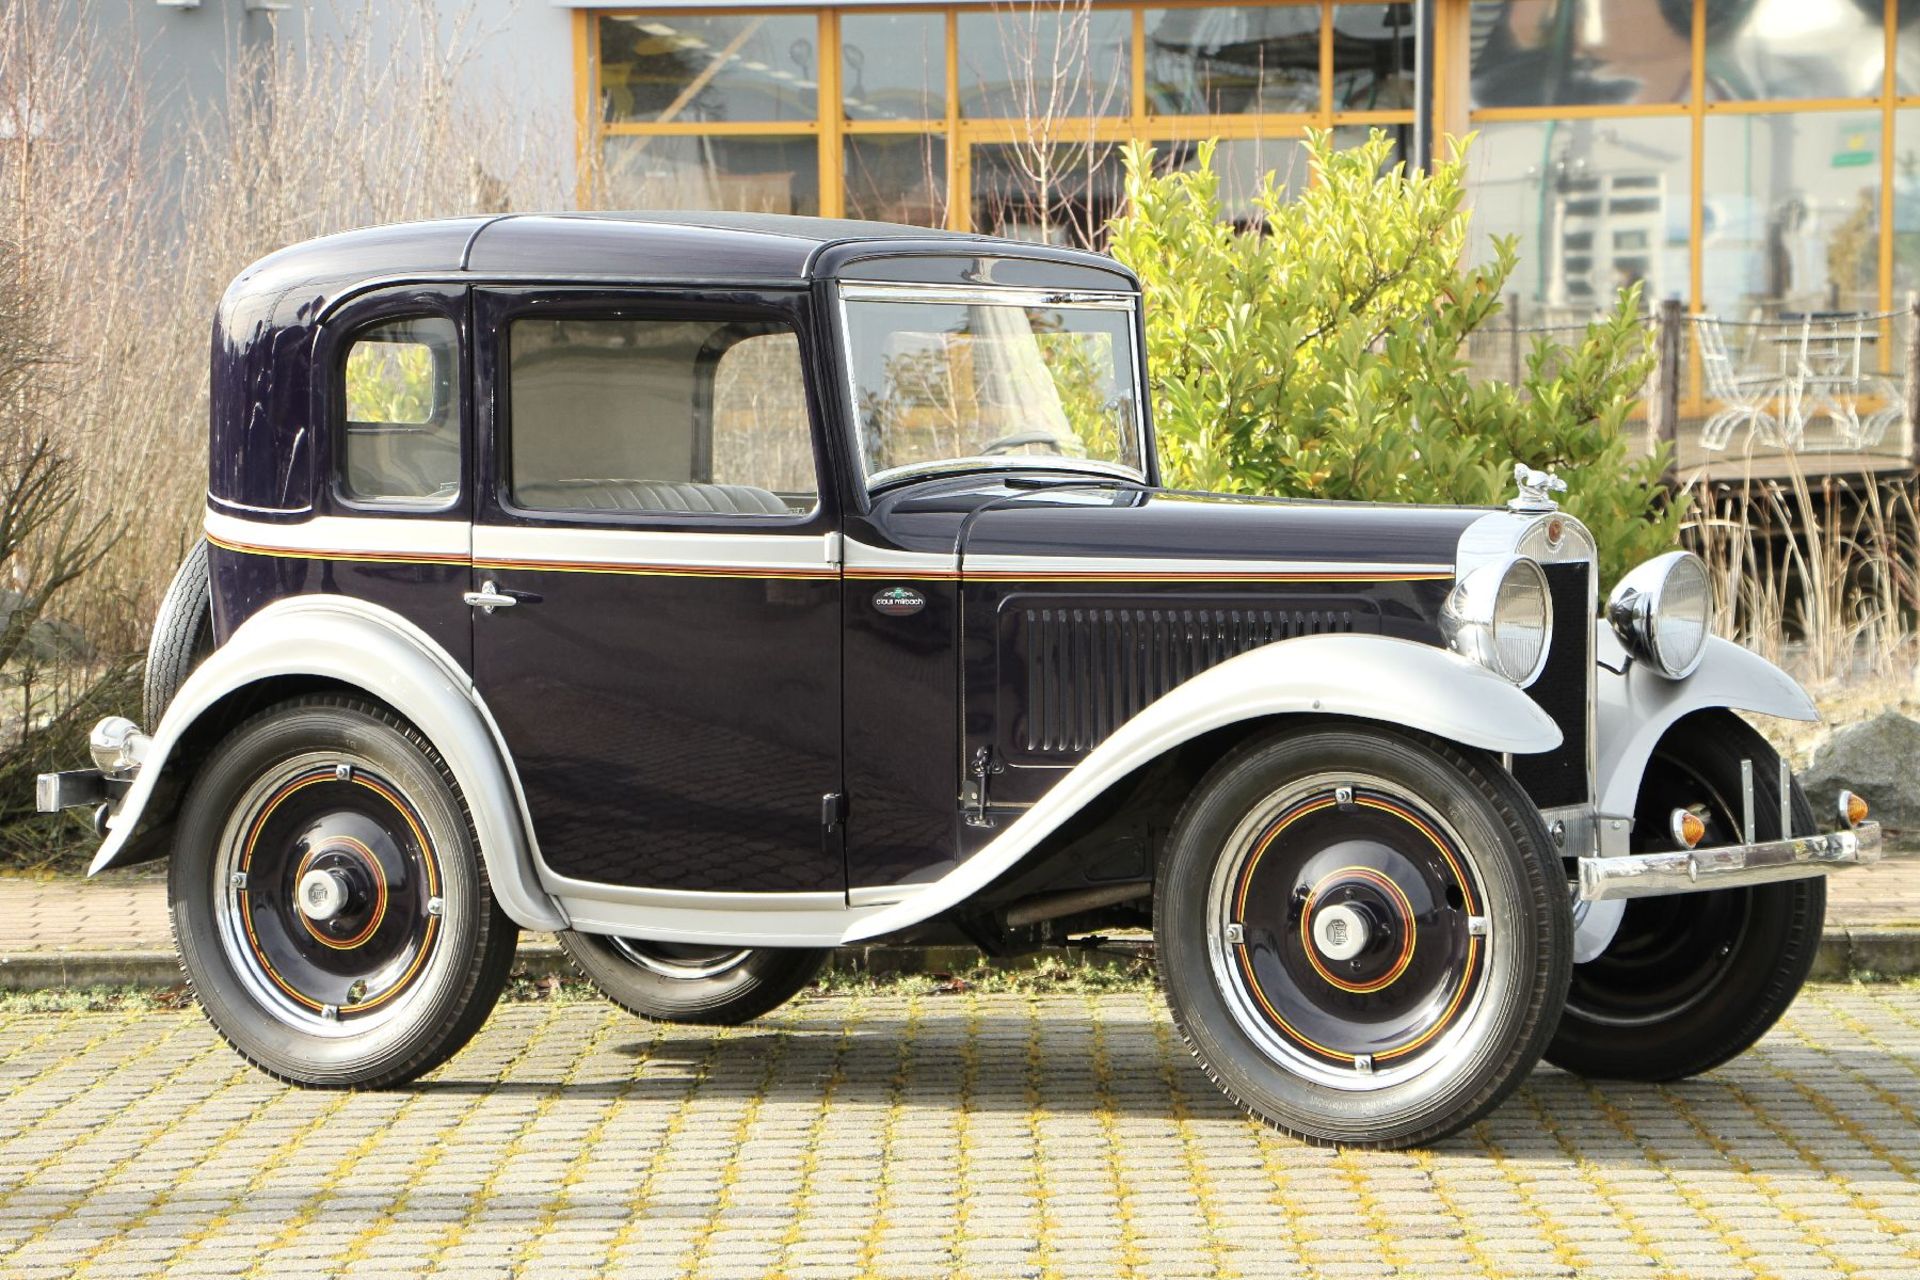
left=1802, top=710, right=1920, bottom=833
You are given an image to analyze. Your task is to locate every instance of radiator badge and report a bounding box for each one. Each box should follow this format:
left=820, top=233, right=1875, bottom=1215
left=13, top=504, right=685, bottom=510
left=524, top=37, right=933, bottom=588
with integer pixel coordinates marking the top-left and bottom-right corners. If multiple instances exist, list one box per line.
left=872, top=586, right=927, bottom=617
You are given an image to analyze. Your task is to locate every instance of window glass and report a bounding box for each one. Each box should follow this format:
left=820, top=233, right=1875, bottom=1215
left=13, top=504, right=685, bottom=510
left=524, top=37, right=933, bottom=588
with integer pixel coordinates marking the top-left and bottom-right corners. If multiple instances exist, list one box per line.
left=843, top=13, right=946, bottom=121
left=958, top=9, right=1130, bottom=118
left=841, top=295, right=1144, bottom=485
left=507, top=318, right=816, bottom=516
left=969, top=142, right=1124, bottom=247
left=1151, top=138, right=1310, bottom=226
left=598, top=14, right=818, bottom=124
left=1896, top=109, right=1920, bottom=305
left=1701, top=111, right=1883, bottom=318
left=1705, top=0, right=1886, bottom=102
left=1467, top=117, right=1691, bottom=323
left=1900, top=0, right=1920, bottom=95
left=844, top=135, right=948, bottom=226
left=1469, top=0, right=1692, bottom=109
left=340, top=317, right=460, bottom=504
left=600, top=134, right=820, bottom=215
left=1144, top=5, right=1320, bottom=116
left=1332, top=4, right=1417, bottom=112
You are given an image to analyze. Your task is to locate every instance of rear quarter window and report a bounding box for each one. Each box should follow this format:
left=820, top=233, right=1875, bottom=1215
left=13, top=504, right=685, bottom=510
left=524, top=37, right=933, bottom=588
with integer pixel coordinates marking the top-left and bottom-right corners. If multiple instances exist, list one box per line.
left=339, top=316, right=461, bottom=505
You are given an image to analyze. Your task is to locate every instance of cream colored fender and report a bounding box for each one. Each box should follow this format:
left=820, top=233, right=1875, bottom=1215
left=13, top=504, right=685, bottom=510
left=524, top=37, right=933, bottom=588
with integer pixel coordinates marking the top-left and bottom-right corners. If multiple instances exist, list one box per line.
left=1593, top=627, right=1817, bottom=824
left=1579, top=627, right=1818, bottom=962
left=89, top=595, right=569, bottom=934
left=845, top=633, right=1561, bottom=942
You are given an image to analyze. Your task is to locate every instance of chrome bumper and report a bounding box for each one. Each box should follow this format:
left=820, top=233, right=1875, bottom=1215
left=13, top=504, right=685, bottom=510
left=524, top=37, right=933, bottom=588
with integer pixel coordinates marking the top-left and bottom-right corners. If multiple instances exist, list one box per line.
left=1576, top=821, right=1885, bottom=902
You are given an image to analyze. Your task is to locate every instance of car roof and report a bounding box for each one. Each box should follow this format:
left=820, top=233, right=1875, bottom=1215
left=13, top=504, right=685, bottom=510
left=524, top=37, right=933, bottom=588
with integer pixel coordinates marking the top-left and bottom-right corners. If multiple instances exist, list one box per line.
left=223, top=211, right=1136, bottom=322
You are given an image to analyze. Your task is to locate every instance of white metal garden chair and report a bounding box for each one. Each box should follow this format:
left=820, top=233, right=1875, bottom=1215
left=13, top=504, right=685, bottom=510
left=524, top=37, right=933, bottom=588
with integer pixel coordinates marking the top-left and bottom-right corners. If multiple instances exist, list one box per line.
left=1696, top=315, right=1790, bottom=450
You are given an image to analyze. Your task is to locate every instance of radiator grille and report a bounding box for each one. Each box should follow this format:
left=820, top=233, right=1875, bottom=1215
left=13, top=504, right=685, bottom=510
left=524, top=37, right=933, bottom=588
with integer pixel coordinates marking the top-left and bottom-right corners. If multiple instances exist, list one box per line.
left=1013, top=604, right=1358, bottom=756
left=1510, top=562, right=1593, bottom=808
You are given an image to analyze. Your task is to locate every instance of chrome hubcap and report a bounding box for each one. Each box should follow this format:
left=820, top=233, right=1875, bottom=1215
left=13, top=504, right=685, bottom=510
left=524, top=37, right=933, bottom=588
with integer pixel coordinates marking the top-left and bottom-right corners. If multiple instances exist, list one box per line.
left=608, top=937, right=753, bottom=980
left=1311, top=902, right=1372, bottom=962
left=298, top=868, right=351, bottom=922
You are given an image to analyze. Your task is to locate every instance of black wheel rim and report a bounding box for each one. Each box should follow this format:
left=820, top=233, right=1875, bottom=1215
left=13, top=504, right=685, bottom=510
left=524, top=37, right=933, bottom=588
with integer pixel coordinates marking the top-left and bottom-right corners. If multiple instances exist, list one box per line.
left=1566, top=750, right=1753, bottom=1026
left=1207, top=774, right=1491, bottom=1090
left=217, top=757, right=444, bottom=1032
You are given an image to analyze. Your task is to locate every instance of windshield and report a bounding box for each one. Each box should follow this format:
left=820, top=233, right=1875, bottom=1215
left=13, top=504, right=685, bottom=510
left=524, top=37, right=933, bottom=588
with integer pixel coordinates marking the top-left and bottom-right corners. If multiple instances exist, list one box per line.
left=839, top=285, right=1146, bottom=487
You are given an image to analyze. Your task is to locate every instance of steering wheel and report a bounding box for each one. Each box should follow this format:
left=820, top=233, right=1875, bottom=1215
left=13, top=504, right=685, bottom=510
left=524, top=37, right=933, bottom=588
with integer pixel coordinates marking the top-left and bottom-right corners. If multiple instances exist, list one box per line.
left=979, top=430, right=1069, bottom=456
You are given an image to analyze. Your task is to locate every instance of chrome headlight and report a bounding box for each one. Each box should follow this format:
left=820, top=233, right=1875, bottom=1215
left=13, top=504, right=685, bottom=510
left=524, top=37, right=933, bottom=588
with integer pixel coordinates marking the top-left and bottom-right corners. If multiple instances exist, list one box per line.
left=1606, top=550, right=1711, bottom=679
left=1442, top=555, right=1553, bottom=686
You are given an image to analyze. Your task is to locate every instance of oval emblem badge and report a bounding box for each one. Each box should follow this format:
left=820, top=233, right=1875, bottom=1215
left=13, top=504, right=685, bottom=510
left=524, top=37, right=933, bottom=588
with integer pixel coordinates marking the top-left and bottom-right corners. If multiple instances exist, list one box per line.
left=872, top=586, right=926, bottom=617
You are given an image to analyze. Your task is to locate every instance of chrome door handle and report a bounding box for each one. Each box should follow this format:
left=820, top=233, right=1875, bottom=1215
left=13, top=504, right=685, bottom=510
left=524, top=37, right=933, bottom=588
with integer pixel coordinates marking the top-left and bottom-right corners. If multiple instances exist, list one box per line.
left=463, top=580, right=521, bottom=614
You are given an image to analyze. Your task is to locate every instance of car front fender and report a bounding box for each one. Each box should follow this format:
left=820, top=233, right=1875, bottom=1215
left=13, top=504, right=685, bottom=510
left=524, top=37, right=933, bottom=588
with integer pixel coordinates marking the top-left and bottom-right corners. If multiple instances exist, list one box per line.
left=89, top=594, right=568, bottom=934
left=845, top=632, right=1560, bottom=941
left=1594, top=628, right=1818, bottom=824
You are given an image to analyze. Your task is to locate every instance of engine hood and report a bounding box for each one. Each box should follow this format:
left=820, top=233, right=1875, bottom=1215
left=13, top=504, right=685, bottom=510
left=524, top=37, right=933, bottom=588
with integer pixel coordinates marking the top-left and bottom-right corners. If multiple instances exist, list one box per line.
left=955, top=485, right=1486, bottom=575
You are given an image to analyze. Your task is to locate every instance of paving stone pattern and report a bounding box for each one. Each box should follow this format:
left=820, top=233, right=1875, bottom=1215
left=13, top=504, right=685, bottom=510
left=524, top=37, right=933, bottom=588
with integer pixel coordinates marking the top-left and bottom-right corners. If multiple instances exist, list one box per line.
left=0, top=987, right=1918, bottom=1278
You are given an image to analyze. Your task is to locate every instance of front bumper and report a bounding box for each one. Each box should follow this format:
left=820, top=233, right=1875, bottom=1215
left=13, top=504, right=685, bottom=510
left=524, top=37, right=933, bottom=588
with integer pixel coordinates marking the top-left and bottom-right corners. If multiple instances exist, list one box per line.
left=1577, top=821, right=1886, bottom=902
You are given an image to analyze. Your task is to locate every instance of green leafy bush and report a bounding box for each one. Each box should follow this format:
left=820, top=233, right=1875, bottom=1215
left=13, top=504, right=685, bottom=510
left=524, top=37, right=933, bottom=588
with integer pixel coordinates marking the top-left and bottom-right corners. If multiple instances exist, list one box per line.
left=1106, top=129, right=1685, bottom=588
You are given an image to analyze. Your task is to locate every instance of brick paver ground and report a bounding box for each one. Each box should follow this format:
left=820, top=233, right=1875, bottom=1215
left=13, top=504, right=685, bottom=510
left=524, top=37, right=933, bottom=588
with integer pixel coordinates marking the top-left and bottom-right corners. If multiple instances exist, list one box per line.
left=2, top=858, right=1916, bottom=957
left=0, top=986, right=1917, bottom=1279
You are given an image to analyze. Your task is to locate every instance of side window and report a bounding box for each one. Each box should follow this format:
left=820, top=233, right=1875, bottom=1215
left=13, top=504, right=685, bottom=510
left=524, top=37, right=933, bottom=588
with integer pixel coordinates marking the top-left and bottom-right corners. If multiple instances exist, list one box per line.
left=506, top=317, right=817, bottom=517
left=340, top=316, right=461, bottom=504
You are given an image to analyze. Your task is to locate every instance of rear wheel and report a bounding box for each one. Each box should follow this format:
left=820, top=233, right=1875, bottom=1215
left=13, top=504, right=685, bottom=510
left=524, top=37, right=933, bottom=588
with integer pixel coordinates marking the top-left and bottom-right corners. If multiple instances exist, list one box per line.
left=169, top=696, right=517, bottom=1088
left=1546, top=711, right=1824, bottom=1081
left=1155, top=725, right=1571, bottom=1149
left=559, top=931, right=826, bottom=1025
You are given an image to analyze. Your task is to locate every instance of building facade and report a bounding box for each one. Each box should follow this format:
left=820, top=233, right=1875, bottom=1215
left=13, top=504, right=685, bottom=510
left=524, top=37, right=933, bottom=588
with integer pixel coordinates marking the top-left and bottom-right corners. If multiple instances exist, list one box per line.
left=566, top=0, right=1920, bottom=324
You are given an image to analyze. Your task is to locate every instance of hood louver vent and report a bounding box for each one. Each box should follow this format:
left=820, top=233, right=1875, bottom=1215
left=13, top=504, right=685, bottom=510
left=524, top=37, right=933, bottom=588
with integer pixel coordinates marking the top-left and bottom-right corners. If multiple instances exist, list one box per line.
left=1013, top=603, right=1360, bottom=757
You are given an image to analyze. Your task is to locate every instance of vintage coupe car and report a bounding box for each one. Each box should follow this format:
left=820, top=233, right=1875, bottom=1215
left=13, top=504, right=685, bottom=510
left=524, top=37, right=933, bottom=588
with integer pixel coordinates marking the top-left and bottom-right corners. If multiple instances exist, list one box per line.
left=40, top=213, right=1896, bottom=1148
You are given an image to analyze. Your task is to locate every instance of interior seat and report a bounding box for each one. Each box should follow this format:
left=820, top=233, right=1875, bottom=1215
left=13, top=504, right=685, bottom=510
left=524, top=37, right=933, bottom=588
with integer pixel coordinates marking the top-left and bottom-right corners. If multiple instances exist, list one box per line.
left=513, top=477, right=791, bottom=516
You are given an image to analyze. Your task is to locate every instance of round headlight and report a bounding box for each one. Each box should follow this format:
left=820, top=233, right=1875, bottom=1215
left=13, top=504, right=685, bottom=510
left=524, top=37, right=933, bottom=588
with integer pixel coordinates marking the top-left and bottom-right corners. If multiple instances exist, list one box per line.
left=1442, top=555, right=1553, bottom=686
left=1606, top=550, right=1711, bottom=679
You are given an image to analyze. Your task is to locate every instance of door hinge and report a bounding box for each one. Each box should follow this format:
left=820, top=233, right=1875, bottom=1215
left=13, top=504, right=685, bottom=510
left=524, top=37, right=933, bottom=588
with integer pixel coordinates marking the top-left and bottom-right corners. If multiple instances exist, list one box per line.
left=821, top=792, right=848, bottom=837
left=964, top=747, right=1005, bottom=829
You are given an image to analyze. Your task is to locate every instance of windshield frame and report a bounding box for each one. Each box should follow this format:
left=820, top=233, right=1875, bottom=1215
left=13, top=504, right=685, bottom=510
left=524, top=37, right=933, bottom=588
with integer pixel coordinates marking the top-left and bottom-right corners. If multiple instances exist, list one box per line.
left=834, top=280, right=1151, bottom=492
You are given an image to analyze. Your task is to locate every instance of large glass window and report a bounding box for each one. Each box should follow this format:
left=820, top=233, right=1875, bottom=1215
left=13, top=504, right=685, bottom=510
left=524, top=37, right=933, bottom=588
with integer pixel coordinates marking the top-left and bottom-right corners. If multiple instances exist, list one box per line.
left=507, top=318, right=815, bottom=515
left=1900, top=0, right=1920, bottom=95
left=1332, top=4, right=1418, bottom=112
left=970, top=142, right=1125, bottom=245
left=584, top=2, right=1417, bottom=239
left=842, top=12, right=946, bottom=121
left=845, top=135, right=948, bottom=226
left=1701, top=111, right=1883, bottom=319
left=840, top=289, right=1145, bottom=485
left=601, top=134, right=820, bottom=215
left=1468, top=117, right=1691, bottom=321
left=957, top=8, right=1131, bottom=118
left=1469, top=0, right=1692, bottom=109
left=1897, top=108, right=1920, bottom=304
left=1143, top=5, right=1320, bottom=116
left=598, top=15, right=819, bottom=123
left=1704, top=0, right=1887, bottom=103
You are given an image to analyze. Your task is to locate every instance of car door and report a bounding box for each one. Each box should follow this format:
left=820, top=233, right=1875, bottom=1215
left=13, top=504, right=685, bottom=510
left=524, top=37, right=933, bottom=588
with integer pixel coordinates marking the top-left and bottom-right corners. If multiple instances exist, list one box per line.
left=469, top=287, right=843, bottom=895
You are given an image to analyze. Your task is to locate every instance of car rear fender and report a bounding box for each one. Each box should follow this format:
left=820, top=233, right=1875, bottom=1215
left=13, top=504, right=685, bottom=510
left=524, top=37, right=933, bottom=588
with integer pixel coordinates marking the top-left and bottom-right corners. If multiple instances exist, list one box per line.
left=89, top=594, right=569, bottom=934
left=845, top=632, right=1561, bottom=941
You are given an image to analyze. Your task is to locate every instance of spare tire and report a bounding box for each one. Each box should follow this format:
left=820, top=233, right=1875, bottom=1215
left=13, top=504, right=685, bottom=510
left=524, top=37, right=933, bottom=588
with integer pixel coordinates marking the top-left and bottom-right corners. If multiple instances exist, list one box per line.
left=144, top=538, right=215, bottom=727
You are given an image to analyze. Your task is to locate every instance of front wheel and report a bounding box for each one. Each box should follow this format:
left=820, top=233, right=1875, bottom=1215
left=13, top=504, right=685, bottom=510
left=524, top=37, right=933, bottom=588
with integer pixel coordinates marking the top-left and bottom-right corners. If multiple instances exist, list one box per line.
left=169, top=696, right=518, bottom=1088
left=558, top=931, right=826, bottom=1025
left=1546, top=711, right=1824, bottom=1081
left=1156, top=725, right=1572, bottom=1149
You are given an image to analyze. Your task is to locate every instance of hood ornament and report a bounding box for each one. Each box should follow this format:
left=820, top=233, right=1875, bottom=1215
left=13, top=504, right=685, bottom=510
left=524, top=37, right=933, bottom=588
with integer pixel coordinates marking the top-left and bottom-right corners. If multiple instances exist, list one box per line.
left=1509, top=463, right=1567, bottom=514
